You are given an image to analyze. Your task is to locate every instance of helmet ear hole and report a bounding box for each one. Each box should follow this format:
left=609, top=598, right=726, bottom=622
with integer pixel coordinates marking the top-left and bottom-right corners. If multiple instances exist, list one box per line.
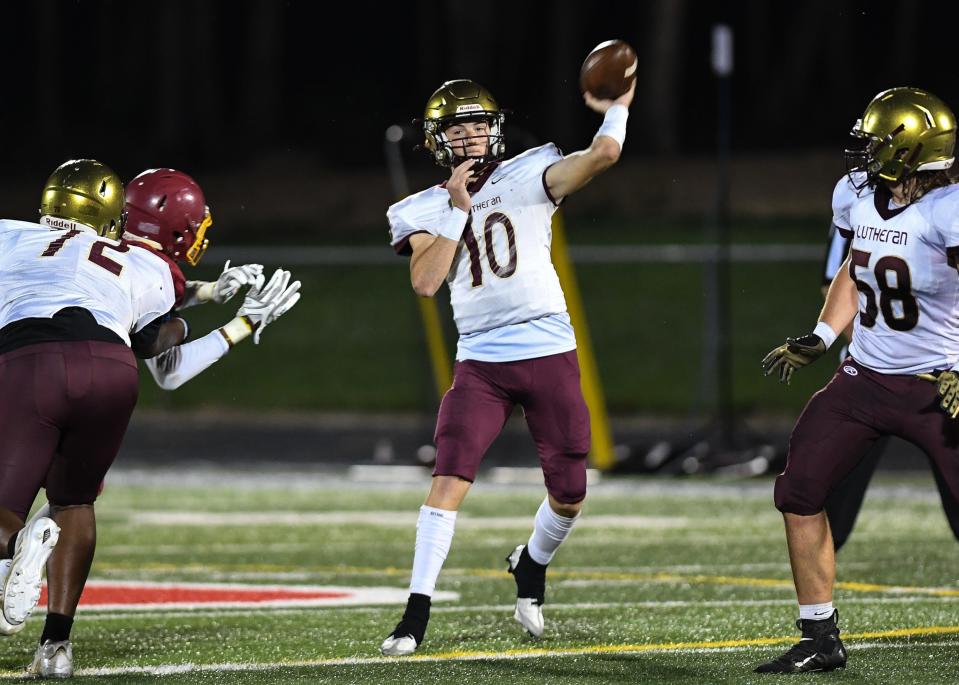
left=157, top=195, right=167, bottom=210
left=99, top=180, right=107, bottom=197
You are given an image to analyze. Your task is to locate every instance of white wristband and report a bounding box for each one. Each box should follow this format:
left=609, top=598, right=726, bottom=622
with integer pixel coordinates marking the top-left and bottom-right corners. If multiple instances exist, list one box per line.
left=595, top=104, right=628, bottom=149
left=437, top=206, right=469, bottom=242
left=813, top=321, right=838, bottom=349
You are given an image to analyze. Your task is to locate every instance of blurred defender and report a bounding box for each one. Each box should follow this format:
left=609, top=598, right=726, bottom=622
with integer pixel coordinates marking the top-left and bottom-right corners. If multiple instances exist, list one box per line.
left=759, top=88, right=959, bottom=673
left=381, top=77, right=633, bottom=655
left=123, top=168, right=301, bottom=390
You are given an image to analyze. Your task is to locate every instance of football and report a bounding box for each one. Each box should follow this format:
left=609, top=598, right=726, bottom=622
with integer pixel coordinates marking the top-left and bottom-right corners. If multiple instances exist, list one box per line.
left=579, top=39, right=637, bottom=100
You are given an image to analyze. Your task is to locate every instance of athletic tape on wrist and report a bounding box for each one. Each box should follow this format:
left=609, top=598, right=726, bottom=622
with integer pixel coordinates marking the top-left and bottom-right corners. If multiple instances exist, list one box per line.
left=595, top=104, right=628, bottom=149
left=813, top=321, right=838, bottom=349
left=219, top=316, right=253, bottom=347
left=438, top=207, right=469, bottom=242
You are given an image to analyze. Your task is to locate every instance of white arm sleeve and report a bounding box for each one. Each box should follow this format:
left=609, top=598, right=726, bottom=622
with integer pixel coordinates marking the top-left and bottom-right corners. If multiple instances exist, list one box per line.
left=143, top=328, right=230, bottom=391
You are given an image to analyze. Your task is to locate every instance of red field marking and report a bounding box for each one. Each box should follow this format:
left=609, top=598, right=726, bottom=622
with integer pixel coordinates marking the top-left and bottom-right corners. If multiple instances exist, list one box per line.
left=39, top=582, right=351, bottom=607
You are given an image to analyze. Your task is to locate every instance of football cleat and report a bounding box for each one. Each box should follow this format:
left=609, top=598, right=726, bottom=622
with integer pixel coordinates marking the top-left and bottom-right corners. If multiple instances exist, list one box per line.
left=506, top=544, right=546, bottom=638
left=0, top=560, right=22, bottom=636
left=380, top=633, right=418, bottom=657
left=513, top=597, right=544, bottom=638
left=2, top=517, right=60, bottom=629
left=27, top=639, right=73, bottom=679
left=754, top=611, right=847, bottom=674
left=380, top=593, right=430, bottom=656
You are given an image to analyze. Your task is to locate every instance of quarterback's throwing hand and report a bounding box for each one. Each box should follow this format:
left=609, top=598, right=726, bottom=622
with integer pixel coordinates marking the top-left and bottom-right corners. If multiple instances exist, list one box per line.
left=237, top=268, right=301, bottom=344
left=762, top=334, right=827, bottom=385
left=918, top=371, right=959, bottom=418
left=212, top=260, right=264, bottom=304
left=584, top=78, right=636, bottom=114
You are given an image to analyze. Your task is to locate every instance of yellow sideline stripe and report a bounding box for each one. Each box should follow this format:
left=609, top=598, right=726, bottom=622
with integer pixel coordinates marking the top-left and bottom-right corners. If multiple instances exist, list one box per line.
left=550, top=211, right=615, bottom=470
left=95, top=563, right=959, bottom=597
left=414, top=624, right=959, bottom=661
left=0, top=627, right=955, bottom=678
left=417, top=297, right=453, bottom=399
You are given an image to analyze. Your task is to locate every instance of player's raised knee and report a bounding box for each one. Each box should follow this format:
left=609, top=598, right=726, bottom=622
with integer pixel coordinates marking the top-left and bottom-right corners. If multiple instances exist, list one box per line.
left=774, top=473, right=826, bottom=516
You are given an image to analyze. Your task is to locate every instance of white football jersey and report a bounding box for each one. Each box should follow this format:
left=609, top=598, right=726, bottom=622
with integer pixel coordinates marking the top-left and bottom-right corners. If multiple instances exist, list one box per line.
left=832, top=174, right=959, bottom=374
left=388, top=144, right=568, bottom=335
left=0, top=220, right=176, bottom=345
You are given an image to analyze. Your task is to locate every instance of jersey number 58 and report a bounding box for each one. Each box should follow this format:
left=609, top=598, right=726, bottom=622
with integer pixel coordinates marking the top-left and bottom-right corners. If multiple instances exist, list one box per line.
left=849, top=249, right=918, bottom=331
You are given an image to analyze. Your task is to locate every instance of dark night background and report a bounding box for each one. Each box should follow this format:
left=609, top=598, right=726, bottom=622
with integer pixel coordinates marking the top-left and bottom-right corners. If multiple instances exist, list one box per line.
left=0, top=1, right=952, bottom=471
left=1, top=1, right=956, bottom=182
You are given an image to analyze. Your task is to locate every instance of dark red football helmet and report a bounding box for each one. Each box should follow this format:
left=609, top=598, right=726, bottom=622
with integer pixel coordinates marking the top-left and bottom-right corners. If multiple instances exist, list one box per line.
left=124, top=169, right=212, bottom=266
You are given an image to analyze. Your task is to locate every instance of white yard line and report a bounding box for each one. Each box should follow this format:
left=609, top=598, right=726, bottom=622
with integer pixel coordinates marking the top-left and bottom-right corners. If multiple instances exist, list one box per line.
left=125, top=511, right=692, bottom=528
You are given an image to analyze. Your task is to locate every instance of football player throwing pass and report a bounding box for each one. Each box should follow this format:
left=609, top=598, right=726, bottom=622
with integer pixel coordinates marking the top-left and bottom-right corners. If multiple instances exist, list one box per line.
left=381, top=76, right=633, bottom=656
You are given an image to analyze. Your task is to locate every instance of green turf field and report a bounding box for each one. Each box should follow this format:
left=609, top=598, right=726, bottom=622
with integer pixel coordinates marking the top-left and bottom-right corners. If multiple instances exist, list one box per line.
left=137, top=212, right=835, bottom=416
left=3, top=471, right=956, bottom=683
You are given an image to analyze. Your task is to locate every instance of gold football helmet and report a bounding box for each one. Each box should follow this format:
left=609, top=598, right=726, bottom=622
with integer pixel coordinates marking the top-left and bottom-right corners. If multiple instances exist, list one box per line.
left=422, top=79, right=506, bottom=168
left=39, top=159, right=125, bottom=240
left=845, top=87, right=956, bottom=188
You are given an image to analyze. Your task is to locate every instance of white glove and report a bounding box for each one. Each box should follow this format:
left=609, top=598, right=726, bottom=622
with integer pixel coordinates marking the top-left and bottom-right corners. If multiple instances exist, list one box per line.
left=211, top=261, right=264, bottom=304
left=237, top=268, right=301, bottom=344
left=183, top=261, right=264, bottom=307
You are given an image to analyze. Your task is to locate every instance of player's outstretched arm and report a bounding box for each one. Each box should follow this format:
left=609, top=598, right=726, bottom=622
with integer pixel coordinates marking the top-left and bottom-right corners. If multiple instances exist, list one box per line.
left=545, top=81, right=635, bottom=201
left=146, top=268, right=301, bottom=390
left=180, top=261, right=264, bottom=309
left=408, top=159, right=479, bottom=297
left=131, top=317, right=188, bottom=359
left=144, top=330, right=229, bottom=391
left=762, top=255, right=859, bottom=384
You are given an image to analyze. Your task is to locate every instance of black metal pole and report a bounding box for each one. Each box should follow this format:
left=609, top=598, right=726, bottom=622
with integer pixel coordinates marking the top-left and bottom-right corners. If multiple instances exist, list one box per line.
left=712, top=24, right=734, bottom=445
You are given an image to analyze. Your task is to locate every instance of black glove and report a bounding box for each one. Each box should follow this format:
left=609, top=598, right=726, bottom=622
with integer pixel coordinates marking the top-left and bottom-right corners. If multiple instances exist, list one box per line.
left=918, top=371, right=959, bottom=418
left=762, top=334, right=827, bottom=385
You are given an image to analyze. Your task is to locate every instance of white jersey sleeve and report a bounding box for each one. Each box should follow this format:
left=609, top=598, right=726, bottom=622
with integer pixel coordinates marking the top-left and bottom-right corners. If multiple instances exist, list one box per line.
left=387, top=187, right=451, bottom=256
left=928, top=184, right=959, bottom=257
left=822, top=223, right=851, bottom=285
left=126, top=246, right=177, bottom=333
left=497, top=143, right=565, bottom=207
left=831, top=174, right=861, bottom=235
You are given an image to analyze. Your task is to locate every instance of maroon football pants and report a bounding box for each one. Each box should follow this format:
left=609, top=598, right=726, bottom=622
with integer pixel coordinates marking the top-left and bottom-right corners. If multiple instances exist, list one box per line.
left=433, top=350, right=591, bottom=504
left=776, top=357, right=959, bottom=515
left=0, top=341, right=139, bottom=521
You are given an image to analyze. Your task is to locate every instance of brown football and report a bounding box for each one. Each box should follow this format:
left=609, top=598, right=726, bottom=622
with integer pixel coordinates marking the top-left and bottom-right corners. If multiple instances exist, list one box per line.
left=579, top=40, right=637, bottom=100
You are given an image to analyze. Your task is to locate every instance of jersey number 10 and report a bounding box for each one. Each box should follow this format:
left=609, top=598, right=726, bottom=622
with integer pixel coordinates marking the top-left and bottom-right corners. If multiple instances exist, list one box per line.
left=462, top=212, right=518, bottom=287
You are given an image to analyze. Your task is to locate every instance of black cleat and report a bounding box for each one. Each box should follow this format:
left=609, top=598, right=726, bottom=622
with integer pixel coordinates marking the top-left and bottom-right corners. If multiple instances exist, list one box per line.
left=754, top=610, right=847, bottom=674
left=380, top=593, right=430, bottom=656
left=506, top=545, right=546, bottom=637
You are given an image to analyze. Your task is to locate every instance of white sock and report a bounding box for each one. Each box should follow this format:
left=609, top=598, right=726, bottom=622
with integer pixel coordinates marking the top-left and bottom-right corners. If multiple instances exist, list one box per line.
left=799, top=602, right=835, bottom=621
left=409, top=505, right=457, bottom=596
left=526, top=498, right=579, bottom=566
